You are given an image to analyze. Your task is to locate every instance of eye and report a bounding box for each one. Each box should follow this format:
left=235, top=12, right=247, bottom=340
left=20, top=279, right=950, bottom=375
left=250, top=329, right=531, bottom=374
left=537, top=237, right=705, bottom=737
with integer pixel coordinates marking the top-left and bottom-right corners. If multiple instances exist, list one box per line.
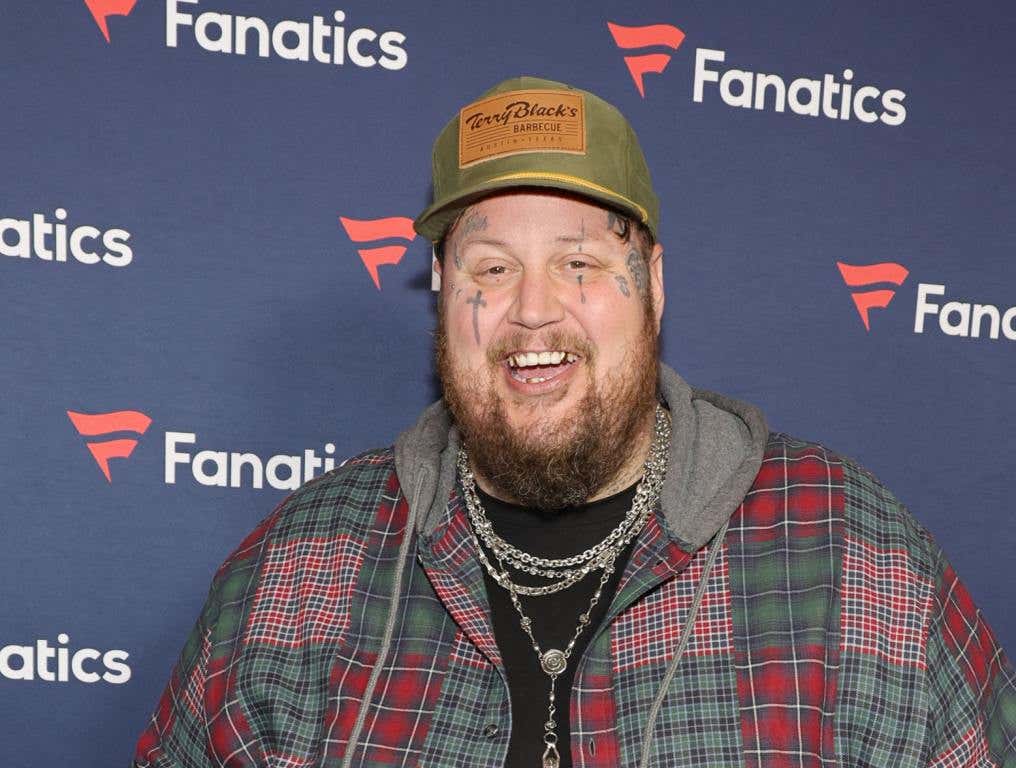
left=472, top=260, right=515, bottom=284
left=566, top=259, right=590, bottom=270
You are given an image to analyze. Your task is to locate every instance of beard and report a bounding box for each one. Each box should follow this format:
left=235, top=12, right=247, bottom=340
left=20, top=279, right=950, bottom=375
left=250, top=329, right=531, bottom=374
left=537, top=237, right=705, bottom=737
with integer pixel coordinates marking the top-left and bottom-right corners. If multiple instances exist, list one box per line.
left=435, top=303, right=659, bottom=511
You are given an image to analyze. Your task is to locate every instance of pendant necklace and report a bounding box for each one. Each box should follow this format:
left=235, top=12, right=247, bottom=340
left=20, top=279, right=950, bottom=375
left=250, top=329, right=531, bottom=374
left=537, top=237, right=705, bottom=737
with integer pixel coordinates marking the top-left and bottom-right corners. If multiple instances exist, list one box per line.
left=458, top=405, right=671, bottom=767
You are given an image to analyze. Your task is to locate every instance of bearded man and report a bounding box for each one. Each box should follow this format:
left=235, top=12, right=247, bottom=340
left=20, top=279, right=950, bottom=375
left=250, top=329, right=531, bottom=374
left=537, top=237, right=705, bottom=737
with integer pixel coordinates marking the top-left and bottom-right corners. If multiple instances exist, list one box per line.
left=135, top=78, right=1015, bottom=768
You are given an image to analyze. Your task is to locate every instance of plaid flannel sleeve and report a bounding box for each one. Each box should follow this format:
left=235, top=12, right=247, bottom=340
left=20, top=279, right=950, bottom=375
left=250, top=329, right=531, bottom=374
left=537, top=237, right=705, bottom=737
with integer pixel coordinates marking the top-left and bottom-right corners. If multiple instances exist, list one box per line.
left=132, top=510, right=274, bottom=768
left=132, top=586, right=218, bottom=768
left=924, top=551, right=1016, bottom=767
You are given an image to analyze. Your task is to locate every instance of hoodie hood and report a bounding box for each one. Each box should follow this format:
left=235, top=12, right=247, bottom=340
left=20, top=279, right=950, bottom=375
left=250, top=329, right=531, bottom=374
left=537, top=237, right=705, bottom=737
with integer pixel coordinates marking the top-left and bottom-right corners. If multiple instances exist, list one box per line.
left=394, top=363, right=767, bottom=551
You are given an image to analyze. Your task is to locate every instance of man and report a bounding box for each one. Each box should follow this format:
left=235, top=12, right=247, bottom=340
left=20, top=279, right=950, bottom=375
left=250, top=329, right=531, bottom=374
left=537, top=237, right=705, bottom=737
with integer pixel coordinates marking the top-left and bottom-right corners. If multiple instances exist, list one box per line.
left=134, top=77, right=1015, bottom=767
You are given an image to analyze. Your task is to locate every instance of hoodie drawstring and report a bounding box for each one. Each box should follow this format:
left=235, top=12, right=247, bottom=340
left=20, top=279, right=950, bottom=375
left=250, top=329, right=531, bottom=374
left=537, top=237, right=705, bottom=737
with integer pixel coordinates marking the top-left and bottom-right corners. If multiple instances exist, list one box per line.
left=637, top=518, right=730, bottom=768
left=340, top=469, right=427, bottom=768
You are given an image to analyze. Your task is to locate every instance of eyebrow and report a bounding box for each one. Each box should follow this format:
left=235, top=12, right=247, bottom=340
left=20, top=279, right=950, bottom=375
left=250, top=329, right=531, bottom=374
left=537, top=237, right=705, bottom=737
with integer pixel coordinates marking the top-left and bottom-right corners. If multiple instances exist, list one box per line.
left=555, top=232, right=606, bottom=244
left=461, top=236, right=511, bottom=250
left=459, top=234, right=605, bottom=251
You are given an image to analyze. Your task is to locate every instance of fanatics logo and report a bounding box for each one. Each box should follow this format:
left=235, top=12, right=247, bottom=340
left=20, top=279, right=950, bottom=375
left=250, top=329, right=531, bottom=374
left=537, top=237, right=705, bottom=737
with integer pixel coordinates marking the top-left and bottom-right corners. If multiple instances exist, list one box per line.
left=83, top=0, right=138, bottom=43
left=606, top=21, right=686, bottom=98
left=836, top=261, right=909, bottom=331
left=603, top=20, right=908, bottom=125
left=67, top=409, right=152, bottom=482
left=66, top=408, right=341, bottom=489
left=339, top=215, right=417, bottom=290
left=837, top=261, right=1015, bottom=341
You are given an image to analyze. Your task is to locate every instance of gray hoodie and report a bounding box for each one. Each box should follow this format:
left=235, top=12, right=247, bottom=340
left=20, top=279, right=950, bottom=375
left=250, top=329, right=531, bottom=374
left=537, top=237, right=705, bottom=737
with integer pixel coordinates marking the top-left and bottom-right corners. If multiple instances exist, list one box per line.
left=394, top=362, right=768, bottom=551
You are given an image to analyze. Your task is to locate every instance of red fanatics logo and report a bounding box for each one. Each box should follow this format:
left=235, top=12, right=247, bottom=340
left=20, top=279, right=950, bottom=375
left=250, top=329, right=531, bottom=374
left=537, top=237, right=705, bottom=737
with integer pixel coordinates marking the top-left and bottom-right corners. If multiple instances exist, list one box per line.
left=83, top=0, right=137, bottom=43
left=339, top=216, right=417, bottom=290
left=837, top=261, right=910, bottom=331
left=68, top=409, right=152, bottom=482
left=607, top=21, right=686, bottom=97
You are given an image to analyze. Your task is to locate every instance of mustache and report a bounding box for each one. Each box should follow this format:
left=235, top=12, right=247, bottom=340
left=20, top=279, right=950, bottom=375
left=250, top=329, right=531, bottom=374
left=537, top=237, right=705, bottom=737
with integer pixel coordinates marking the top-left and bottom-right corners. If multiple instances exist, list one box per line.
left=485, top=330, right=596, bottom=365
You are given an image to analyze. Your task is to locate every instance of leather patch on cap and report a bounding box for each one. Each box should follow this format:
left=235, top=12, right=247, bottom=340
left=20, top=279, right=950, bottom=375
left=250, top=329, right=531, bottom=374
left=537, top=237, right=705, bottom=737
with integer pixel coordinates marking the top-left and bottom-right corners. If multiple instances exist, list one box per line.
left=458, top=89, right=586, bottom=167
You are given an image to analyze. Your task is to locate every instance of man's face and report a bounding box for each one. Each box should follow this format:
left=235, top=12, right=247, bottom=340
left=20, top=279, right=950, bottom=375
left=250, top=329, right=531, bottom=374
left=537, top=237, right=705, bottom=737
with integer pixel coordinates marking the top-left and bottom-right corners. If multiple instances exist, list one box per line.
left=436, top=191, right=665, bottom=508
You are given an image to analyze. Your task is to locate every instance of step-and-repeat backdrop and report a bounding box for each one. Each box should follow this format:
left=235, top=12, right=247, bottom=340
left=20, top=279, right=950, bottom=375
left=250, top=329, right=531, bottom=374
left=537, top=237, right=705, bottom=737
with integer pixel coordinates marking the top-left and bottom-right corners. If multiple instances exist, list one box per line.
left=2, top=1, right=1013, bottom=764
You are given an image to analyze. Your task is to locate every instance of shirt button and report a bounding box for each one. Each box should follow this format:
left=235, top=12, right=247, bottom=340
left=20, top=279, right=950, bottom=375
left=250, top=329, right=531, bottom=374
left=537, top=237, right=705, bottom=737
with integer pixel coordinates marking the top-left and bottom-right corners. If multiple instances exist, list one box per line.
left=483, top=723, right=500, bottom=738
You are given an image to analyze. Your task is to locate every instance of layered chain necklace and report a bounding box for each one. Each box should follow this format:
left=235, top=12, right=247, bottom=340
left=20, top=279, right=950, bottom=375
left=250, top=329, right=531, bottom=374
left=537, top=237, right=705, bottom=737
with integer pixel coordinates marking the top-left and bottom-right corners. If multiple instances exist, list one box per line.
left=458, top=405, right=671, bottom=768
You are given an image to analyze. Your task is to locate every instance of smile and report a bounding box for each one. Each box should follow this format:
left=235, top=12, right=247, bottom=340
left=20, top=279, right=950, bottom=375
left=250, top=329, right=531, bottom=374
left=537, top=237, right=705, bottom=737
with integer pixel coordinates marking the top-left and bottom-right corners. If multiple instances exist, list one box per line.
left=504, top=349, right=579, bottom=385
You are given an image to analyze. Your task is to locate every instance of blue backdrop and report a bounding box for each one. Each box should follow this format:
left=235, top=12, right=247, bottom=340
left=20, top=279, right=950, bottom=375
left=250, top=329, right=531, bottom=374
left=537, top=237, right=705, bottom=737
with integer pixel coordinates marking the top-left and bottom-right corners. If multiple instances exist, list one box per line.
left=2, top=1, right=1013, bottom=764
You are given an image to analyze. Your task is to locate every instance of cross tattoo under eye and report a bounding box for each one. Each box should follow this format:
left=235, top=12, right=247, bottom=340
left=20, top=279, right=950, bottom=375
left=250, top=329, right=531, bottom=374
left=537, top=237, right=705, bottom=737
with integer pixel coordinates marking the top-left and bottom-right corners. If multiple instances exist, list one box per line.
left=577, top=273, right=586, bottom=303
left=466, top=289, right=486, bottom=345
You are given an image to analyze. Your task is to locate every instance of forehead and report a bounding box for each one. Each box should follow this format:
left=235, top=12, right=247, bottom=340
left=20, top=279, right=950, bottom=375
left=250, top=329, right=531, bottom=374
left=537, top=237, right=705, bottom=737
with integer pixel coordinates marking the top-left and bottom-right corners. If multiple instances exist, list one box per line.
left=451, top=191, right=616, bottom=240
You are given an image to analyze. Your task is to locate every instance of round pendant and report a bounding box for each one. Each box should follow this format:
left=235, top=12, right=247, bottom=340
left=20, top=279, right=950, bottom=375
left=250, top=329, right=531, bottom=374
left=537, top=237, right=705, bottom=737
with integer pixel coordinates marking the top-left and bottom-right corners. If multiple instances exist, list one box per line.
left=541, top=649, right=567, bottom=676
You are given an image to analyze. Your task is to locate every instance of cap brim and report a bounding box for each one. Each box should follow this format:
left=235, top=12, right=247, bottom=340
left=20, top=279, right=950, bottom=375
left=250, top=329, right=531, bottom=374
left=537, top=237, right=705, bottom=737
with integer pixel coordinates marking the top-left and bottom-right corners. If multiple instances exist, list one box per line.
left=414, top=171, right=652, bottom=243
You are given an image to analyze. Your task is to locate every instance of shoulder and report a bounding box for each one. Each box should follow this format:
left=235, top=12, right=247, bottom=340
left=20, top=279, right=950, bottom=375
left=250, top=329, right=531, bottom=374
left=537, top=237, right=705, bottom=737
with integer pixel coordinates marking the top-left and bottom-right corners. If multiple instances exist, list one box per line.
left=211, top=446, right=400, bottom=584
left=268, top=446, right=399, bottom=535
left=756, top=431, right=940, bottom=577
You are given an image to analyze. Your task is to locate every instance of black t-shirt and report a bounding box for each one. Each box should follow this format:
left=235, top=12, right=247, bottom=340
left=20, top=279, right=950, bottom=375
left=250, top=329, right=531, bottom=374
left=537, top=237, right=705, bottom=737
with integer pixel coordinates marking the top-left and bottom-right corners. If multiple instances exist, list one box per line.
left=474, top=483, right=639, bottom=768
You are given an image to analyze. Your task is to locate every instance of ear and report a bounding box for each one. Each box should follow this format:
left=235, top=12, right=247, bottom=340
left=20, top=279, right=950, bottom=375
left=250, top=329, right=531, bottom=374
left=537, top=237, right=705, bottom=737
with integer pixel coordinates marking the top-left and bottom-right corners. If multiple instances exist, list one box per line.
left=649, top=243, right=665, bottom=331
left=432, top=246, right=443, bottom=292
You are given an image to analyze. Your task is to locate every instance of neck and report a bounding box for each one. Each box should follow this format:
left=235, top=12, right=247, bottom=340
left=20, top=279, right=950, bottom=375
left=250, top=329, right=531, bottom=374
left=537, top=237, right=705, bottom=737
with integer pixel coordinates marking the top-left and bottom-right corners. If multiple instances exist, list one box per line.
left=585, top=405, right=657, bottom=501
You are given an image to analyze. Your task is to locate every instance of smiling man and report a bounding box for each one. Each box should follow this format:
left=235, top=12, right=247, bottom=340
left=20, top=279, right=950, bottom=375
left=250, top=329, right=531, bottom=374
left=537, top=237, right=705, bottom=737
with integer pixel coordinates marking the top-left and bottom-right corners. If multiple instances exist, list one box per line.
left=135, top=78, right=1015, bottom=768
left=435, top=193, right=662, bottom=513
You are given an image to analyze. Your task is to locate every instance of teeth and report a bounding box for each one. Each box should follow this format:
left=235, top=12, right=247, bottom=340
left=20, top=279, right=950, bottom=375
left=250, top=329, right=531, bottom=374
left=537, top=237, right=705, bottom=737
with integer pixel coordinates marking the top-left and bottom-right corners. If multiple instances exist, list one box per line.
left=508, top=350, right=576, bottom=368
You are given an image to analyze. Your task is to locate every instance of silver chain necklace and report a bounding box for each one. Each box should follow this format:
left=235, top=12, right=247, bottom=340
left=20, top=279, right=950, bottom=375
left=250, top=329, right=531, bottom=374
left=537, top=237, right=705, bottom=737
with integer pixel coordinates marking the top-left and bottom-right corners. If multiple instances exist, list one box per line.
left=458, top=405, right=671, bottom=768
left=458, top=405, right=671, bottom=596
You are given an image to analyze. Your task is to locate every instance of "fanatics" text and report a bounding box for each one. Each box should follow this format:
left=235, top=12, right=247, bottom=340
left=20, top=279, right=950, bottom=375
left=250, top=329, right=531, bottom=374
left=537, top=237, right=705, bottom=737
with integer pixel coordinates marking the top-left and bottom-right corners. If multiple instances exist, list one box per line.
left=166, top=0, right=408, bottom=71
left=693, top=48, right=906, bottom=126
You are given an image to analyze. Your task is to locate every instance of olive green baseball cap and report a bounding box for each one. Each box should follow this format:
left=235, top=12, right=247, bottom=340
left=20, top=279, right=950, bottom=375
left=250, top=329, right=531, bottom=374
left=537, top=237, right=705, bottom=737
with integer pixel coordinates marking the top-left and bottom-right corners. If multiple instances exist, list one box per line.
left=414, top=76, right=659, bottom=242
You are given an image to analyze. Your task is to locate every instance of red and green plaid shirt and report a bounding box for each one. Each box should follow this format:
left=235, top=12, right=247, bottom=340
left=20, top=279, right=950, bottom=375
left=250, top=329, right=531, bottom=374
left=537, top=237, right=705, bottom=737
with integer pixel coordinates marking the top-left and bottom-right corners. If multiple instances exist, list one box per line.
left=134, top=433, right=1016, bottom=767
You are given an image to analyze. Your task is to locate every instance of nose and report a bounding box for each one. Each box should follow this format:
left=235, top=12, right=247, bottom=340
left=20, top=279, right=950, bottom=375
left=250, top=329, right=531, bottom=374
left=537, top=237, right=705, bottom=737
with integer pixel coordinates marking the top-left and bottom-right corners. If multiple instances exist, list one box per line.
left=508, top=269, right=565, bottom=330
